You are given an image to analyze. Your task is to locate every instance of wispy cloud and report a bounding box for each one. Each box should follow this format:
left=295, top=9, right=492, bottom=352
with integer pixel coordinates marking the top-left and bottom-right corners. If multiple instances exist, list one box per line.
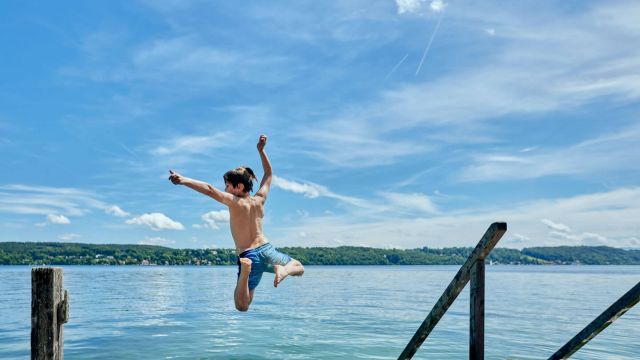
left=292, top=126, right=431, bottom=167
left=380, top=192, right=439, bottom=214
left=273, top=176, right=371, bottom=208
left=430, top=1, right=446, bottom=13
left=47, top=214, right=71, bottom=225
left=457, top=125, right=640, bottom=182
left=0, top=184, right=131, bottom=219
left=126, top=213, right=185, bottom=231
left=105, top=205, right=130, bottom=217
left=396, top=0, right=422, bottom=15
left=62, top=35, right=293, bottom=88
left=541, top=219, right=571, bottom=233
left=151, top=132, right=234, bottom=156
left=298, top=1, right=640, bottom=170
left=138, top=236, right=176, bottom=246
left=273, top=176, right=438, bottom=216
left=272, top=187, right=640, bottom=249
left=194, top=210, right=230, bottom=230
left=58, top=233, right=81, bottom=241
left=272, top=176, right=323, bottom=198
left=396, top=0, right=446, bottom=15
left=36, top=214, right=71, bottom=227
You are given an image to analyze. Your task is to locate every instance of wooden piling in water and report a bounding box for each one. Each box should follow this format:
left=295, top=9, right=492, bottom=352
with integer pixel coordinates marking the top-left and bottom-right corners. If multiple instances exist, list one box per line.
left=31, top=267, right=69, bottom=360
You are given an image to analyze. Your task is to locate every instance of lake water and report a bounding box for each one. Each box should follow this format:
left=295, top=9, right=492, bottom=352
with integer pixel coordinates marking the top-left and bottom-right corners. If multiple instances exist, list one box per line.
left=1, top=265, right=638, bottom=359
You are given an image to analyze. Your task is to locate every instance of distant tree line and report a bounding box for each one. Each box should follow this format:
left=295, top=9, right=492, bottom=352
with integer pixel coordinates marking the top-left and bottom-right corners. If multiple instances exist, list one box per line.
left=0, top=242, right=639, bottom=266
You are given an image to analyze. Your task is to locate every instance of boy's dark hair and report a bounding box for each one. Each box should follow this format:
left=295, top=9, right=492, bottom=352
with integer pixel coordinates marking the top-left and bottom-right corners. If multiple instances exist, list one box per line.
left=223, top=166, right=257, bottom=193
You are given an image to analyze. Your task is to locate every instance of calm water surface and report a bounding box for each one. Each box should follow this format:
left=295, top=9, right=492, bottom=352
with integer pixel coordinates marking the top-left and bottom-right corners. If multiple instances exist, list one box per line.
left=1, top=265, right=638, bottom=359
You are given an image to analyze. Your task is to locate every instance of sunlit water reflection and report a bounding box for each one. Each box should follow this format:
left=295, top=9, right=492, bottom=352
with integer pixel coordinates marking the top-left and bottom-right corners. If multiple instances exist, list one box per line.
left=1, top=265, right=638, bottom=359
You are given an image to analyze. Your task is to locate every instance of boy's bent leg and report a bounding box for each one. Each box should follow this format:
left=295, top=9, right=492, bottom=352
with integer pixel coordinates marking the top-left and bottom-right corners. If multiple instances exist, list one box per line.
left=274, top=259, right=304, bottom=288
left=235, top=258, right=254, bottom=311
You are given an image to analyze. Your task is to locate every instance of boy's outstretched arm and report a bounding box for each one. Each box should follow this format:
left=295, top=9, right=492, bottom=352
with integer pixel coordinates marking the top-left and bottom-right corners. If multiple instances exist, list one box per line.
left=255, top=135, right=272, bottom=200
left=169, top=170, right=234, bottom=205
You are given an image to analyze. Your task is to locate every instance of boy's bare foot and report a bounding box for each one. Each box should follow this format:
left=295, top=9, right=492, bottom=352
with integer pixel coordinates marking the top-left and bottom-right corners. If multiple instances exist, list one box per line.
left=274, top=264, right=288, bottom=288
left=240, top=258, right=252, bottom=275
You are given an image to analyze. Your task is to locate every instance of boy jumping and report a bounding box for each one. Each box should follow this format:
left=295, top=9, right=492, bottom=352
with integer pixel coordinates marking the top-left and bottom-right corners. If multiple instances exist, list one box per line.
left=168, top=135, right=304, bottom=312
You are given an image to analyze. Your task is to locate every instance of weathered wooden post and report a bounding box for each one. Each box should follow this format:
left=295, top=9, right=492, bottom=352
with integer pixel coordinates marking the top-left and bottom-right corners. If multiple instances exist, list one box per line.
left=470, top=259, right=485, bottom=360
left=31, top=267, right=69, bottom=360
left=398, top=222, right=506, bottom=360
left=548, top=281, right=640, bottom=359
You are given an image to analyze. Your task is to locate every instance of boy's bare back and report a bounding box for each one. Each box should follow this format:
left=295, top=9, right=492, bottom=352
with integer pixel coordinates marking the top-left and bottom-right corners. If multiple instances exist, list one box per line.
left=227, top=195, right=268, bottom=253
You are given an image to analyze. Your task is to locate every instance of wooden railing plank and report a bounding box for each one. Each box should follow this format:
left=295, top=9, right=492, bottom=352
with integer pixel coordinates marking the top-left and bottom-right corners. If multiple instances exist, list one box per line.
left=548, top=281, right=640, bottom=360
left=398, top=222, right=506, bottom=360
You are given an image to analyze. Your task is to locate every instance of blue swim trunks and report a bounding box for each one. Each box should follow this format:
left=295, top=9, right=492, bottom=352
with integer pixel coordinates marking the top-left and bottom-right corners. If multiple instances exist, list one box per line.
left=237, top=243, right=292, bottom=290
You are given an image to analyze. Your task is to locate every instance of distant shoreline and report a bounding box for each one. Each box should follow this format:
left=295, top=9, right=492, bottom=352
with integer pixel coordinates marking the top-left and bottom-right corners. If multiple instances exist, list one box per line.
left=1, top=242, right=639, bottom=266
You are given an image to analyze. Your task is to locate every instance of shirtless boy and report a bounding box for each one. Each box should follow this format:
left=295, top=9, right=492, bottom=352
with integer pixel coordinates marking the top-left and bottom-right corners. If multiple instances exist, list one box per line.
left=168, top=135, right=304, bottom=312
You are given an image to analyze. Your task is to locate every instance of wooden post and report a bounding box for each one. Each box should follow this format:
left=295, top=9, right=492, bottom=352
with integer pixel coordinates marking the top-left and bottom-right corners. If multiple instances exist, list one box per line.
left=398, top=222, right=506, bottom=360
left=32, top=267, right=69, bottom=360
left=470, top=259, right=485, bottom=360
left=548, top=281, right=640, bottom=360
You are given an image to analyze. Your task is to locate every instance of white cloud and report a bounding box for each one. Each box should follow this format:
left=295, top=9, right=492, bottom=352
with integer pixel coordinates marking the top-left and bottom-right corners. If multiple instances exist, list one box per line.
left=105, top=205, right=130, bottom=217
left=138, top=236, right=176, bottom=246
left=299, top=2, right=640, bottom=171
left=542, top=218, right=612, bottom=246
left=274, top=176, right=441, bottom=216
left=58, top=233, right=81, bottom=241
left=0, top=184, right=100, bottom=216
left=273, top=175, right=373, bottom=209
left=272, top=176, right=322, bottom=198
left=485, top=28, right=496, bottom=36
left=548, top=230, right=610, bottom=246
left=380, top=192, right=439, bottom=214
left=430, top=0, right=446, bottom=13
left=395, top=0, right=445, bottom=15
left=272, top=187, right=640, bottom=249
left=457, top=125, right=640, bottom=182
left=200, top=210, right=230, bottom=229
left=0, top=185, right=135, bottom=222
left=396, top=0, right=422, bottom=14
left=509, top=233, right=530, bottom=244
left=64, top=35, right=292, bottom=88
left=151, top=132, right=233, bottom=156
left=291, top=127, right=431, bottom=168
left=47, top=214, right=71, bottom=225
left=126, top=213, right=185, bottom=231
left=541, top=219, right=571, bottom=233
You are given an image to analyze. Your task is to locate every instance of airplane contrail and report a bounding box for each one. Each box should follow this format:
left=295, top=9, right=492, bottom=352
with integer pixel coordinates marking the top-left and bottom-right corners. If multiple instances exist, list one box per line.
left=416, top=14, right=444, bottom=75
left=384, top=53, right=409, bottom=81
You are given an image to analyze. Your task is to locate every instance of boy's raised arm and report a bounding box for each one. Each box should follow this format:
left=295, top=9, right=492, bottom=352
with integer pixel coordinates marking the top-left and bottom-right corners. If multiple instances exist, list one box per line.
left=169, top=170, right=234, bottom=206
left=255, top=135, right=272, bottom=200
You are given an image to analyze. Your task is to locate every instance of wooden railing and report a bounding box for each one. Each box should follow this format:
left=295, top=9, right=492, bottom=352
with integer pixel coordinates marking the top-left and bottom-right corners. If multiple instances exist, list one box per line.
left=398, top=222, right=507, bottom=360
left=548, top=281, right=640, bottom=359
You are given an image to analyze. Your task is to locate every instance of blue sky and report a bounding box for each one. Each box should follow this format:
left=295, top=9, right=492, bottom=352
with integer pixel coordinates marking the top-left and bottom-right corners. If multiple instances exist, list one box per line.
left=1, top=0, right=639, bottom=250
